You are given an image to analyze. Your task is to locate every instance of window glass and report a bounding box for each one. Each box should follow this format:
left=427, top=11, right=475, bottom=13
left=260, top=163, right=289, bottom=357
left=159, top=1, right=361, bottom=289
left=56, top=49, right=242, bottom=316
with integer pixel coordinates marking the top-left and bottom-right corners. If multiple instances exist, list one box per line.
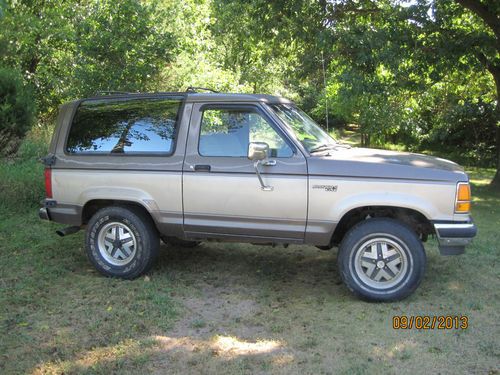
left=199, top=109, right=293, bottom=157
left=270, top=104, right=337, bottom=153
left=66, top=97, right=182, bottom=154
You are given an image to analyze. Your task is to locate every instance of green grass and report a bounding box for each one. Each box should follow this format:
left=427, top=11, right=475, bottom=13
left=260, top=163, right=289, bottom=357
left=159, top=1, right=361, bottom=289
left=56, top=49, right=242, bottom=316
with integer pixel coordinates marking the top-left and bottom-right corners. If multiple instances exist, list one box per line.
left=0, top=138, right=499, bottom=374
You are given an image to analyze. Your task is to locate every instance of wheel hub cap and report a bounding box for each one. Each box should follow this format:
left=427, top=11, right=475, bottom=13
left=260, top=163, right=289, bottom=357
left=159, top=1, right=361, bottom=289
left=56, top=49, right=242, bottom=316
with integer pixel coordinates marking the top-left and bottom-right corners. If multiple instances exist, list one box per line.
left=354, top=237, right=409, bottom=289
left=97, top=222, right=137, bottom=266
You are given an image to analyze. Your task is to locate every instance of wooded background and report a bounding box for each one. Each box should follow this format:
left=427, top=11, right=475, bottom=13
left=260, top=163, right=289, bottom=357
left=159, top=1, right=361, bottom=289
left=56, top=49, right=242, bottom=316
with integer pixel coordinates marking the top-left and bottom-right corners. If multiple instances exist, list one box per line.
left=0, top=0, right=498, bottom=184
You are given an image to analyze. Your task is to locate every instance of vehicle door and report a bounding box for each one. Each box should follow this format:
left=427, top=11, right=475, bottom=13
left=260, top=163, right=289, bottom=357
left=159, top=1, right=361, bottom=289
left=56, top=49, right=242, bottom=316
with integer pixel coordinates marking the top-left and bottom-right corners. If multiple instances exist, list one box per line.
left=182, top=103, right=308, bottom=241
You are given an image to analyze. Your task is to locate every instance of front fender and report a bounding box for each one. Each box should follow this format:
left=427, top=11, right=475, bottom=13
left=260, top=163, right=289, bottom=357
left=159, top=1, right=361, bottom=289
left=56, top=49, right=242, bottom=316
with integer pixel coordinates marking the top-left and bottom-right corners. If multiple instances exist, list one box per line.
left=333, top=192, right=435, bottom=222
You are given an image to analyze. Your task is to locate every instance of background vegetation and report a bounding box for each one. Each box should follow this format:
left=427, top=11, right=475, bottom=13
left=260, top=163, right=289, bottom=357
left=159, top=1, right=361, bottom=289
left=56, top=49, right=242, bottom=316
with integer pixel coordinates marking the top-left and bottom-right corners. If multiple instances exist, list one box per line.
left=0, top=0, right=498, bottom=183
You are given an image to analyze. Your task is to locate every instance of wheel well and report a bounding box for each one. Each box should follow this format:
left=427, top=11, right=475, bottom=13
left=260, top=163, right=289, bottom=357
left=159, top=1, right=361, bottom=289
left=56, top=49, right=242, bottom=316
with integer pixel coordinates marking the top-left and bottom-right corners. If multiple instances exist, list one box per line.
left=82, top=199, right=155, bottom=226
left=331, top=206, right=433, bottom=246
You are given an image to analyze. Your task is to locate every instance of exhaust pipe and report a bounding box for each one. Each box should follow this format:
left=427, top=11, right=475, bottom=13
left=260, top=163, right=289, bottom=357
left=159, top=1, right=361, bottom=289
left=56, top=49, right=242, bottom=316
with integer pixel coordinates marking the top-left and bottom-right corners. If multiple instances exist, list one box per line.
left=56, top=226, right=81, bottom=237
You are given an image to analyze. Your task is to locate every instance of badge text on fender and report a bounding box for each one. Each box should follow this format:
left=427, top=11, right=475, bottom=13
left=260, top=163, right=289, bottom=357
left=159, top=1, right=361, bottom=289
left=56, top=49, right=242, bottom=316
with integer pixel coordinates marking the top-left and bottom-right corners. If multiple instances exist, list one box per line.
left=312, top=185, right=338, bottom=192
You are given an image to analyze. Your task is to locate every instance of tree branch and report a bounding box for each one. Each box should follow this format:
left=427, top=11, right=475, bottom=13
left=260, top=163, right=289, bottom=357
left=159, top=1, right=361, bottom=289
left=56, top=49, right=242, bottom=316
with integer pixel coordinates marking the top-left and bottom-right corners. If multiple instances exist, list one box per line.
left=454, top=0, right=500, bottom=45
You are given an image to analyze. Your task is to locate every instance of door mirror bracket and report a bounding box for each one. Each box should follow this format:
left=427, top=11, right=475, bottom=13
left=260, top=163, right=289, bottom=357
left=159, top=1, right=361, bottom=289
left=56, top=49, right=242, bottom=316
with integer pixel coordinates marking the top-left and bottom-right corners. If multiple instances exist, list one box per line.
left=248, top=142, right=273, bottom=191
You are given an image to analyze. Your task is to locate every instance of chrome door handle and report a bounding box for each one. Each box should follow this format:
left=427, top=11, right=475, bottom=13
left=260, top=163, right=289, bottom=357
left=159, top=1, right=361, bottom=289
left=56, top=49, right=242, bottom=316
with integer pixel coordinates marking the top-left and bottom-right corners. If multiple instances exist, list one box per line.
left=262, top=160, right=276, bottom=166
left=193, top=164, right=211, bottom=172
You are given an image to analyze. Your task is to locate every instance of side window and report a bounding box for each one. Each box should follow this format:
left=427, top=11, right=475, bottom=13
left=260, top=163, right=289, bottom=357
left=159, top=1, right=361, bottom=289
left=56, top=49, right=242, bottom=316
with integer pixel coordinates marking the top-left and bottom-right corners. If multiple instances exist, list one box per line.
left=199, top=108, right=293, bottom=157
left=66, top=97, right=182, bottom=154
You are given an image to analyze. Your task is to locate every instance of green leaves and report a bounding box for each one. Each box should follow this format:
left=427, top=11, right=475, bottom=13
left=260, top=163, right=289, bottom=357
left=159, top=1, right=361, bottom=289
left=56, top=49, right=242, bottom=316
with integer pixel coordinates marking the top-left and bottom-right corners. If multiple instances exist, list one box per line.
left=0, top=67, right=35, bottom=155
left=0, top=0, right=175, bottom=115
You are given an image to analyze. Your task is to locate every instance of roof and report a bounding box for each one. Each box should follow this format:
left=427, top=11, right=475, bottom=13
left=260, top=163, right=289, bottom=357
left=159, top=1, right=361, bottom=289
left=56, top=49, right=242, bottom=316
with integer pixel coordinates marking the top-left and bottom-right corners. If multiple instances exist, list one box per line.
left=71, top=91, right=293, bottom=105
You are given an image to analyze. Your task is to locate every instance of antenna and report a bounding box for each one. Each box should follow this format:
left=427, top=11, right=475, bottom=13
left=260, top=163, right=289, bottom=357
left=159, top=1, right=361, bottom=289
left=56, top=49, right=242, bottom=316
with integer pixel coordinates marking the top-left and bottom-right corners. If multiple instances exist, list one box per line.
left=321, top=51, right=329, bottom=133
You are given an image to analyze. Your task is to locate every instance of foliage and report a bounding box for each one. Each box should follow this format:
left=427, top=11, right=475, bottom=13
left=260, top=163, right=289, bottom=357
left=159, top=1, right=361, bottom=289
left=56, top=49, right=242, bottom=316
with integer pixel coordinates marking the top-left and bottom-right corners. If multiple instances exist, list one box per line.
left=0, top=0, right=175, bottom=115
left=0, top=0, right=498, bottom=178
left=206, top=0, right=498, bottom=172
left=71, top=1, right=175, bottom=97
left=0, top=67, right=35, bottom=155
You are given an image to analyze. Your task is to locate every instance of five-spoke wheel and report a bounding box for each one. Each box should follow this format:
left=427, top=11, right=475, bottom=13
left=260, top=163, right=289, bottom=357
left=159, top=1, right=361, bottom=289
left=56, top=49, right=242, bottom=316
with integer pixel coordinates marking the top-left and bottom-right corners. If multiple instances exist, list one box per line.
left=97, top=222, right=137, bottom=266
left=86, top=206, right=159, bottom=279
left=338, top=218, right=426, bottom=301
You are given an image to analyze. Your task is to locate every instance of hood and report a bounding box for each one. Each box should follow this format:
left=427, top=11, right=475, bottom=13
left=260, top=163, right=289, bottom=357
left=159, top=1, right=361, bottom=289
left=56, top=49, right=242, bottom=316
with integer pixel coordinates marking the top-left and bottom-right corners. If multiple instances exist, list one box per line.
left=308, top=147, right=467, bottom=182
left=332, top=147, right=463, bottom=172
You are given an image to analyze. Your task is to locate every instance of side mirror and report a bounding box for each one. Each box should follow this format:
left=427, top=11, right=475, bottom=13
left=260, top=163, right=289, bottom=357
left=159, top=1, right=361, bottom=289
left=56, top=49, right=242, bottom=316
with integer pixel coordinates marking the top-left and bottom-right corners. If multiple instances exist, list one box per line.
left=248, top=142, right=269, bottom=161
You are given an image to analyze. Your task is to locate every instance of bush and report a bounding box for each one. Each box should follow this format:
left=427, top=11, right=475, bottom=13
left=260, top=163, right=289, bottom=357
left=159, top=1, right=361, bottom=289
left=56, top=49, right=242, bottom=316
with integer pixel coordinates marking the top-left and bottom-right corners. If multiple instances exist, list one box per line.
left=0, top=137, right=48, bottom=210
left=0, top=67, right=36, bottom=156
left=422, top=100, right=497, bottom=167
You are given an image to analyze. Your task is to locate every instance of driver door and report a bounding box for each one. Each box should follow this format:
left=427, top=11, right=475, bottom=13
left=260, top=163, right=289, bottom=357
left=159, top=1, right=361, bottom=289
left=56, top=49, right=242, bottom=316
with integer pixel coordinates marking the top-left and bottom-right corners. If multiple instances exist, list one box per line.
left=182, top=103, right=308, bottom=242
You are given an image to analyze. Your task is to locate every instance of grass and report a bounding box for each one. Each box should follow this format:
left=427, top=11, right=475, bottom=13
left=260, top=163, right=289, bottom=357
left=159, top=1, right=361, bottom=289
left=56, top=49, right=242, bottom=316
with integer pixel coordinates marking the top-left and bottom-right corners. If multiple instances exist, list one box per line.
left=0, top=136, right=499, bottom=374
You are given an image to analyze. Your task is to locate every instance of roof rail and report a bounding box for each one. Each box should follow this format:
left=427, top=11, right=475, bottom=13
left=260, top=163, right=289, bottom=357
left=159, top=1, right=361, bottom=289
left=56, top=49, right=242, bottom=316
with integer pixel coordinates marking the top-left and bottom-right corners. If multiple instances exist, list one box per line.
left=186, top=86, right=219, bottom=93
left=94, top=90, right=132, bottom=96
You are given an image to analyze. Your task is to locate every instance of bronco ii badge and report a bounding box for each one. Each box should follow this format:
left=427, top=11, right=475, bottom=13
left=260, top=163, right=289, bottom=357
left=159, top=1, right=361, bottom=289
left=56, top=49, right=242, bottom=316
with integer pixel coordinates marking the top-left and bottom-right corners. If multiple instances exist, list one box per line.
left=312, top=185, right=338, bottom=192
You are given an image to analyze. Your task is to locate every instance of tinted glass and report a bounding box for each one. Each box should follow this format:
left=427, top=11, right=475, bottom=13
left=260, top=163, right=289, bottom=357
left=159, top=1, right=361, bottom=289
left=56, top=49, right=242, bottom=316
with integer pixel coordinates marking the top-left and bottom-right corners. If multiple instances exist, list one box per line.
left=199, top=109, right=293, bottom=157
left=66, top=97, right=182, bottom=154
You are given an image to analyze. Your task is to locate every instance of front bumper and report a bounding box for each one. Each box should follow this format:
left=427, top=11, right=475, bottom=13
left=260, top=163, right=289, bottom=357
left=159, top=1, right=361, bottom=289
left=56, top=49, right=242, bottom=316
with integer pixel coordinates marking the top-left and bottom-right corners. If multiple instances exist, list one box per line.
left=433, top=221, right=477, bottom=255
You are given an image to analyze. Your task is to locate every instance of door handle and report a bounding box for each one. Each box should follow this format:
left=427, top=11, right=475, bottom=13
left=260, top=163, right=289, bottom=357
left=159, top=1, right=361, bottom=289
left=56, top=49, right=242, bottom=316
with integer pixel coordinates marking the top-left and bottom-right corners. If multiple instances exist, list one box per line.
left=193, top=164, right=211, bottom=172
left=262, top=160, right=276, bottom=166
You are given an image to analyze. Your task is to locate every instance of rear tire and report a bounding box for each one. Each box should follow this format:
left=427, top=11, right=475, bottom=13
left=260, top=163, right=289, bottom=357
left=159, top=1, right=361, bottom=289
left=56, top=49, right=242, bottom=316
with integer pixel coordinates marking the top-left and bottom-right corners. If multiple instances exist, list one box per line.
left=86, top=206, right=159, bottom=279
left=337, top=218, right=426, bottom=301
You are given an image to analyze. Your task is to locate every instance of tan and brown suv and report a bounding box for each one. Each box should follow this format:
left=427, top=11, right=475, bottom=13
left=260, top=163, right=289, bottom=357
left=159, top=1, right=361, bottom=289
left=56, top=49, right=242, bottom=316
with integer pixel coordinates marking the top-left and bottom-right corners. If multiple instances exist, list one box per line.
left=39, top=90, right=476, bottom=301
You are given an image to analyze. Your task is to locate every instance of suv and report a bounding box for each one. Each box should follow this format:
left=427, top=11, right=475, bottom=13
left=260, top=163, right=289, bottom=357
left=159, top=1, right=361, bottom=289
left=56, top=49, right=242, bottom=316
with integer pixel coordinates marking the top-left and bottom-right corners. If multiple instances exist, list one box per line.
left=39, top=91, right=476, bottom=301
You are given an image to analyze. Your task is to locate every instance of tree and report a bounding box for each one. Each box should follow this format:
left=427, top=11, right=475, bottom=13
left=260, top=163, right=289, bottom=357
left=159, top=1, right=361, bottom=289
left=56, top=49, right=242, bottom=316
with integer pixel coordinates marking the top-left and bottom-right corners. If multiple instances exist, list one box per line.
left=71, top=0, right=175, bottom=97
left=0, top=0, right=176, bottom=116
left=451, top=0, right=500, bottom=185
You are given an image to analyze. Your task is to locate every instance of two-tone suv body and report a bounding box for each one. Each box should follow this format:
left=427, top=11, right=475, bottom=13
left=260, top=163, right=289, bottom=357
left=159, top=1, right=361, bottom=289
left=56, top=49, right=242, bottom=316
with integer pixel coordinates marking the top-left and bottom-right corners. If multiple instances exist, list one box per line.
left=39, top=91, right=477, bottom=301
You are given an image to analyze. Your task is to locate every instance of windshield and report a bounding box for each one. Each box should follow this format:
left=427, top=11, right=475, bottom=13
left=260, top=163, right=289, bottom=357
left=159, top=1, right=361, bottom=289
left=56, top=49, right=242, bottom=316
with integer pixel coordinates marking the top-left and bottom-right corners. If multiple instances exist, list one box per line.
left=269, top=104, right=337, bottom=153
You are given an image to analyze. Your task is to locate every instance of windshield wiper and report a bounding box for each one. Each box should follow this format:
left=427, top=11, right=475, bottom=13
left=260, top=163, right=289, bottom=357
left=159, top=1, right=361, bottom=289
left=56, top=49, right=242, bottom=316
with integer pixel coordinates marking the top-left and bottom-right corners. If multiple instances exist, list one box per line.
left=309, top=144, right=336, bottom=153
left=310, top=143, right=352, bottom=154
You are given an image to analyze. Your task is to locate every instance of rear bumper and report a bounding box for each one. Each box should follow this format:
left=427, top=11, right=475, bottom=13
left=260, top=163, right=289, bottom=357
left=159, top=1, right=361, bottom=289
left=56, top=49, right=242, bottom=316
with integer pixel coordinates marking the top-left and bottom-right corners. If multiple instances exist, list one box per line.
left=433, top=220, right=477, bottom=255
left=38, top=199, right=82, bottom=226
left=39, top=207, right=51, bottom=221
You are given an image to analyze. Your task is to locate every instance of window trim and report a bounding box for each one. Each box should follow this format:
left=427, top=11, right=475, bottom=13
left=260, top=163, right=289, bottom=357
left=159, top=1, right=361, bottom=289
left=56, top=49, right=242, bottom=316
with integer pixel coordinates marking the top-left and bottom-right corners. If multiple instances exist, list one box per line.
left=197, top=104, right=297, bottom=158
left=63, top=95, right=185, bottom=157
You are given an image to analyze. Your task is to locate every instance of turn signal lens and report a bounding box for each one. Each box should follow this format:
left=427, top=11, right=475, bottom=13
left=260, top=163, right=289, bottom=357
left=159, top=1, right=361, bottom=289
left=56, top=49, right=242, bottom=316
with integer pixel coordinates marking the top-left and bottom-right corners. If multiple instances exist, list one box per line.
left=455, top=183, right=471, bottom=213
left=456, top=202, right=471, bottom=212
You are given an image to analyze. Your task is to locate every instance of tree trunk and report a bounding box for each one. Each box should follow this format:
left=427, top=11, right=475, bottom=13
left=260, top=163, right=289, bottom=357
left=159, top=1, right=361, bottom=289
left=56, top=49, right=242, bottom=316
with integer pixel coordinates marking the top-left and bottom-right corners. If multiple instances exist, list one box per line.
left=489, top=66, right=500, bottom=187
left=493, top=125, right=500, bottom=186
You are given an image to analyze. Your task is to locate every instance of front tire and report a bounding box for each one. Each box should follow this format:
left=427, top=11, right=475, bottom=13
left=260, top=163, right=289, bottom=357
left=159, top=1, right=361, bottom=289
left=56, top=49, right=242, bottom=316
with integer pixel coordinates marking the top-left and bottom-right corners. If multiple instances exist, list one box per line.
left=337, top=218, right=426, bottom=301
left=86, top=206, right=159, bottom=279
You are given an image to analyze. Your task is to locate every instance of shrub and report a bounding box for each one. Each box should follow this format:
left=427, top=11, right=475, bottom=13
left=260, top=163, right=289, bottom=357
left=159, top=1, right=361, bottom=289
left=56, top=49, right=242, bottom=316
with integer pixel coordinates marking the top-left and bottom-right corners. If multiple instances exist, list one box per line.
left=0, top=67, right=36, bottom=156
left=0, top=136, right=49, bottom=210
left=422, top=100, right=497, bottom=167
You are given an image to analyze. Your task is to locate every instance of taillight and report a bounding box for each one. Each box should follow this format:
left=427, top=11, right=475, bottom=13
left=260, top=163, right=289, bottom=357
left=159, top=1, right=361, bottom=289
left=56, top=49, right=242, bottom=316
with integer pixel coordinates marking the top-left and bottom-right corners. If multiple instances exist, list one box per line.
left=44, top=168, right=53, bottom=198
left=455, top=182, right=471, bottom=213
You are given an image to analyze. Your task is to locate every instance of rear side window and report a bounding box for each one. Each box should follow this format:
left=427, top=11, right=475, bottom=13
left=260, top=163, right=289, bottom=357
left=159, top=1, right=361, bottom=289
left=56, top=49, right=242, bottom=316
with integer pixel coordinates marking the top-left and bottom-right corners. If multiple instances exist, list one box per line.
left=66, top=97, right=183, bottom=154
